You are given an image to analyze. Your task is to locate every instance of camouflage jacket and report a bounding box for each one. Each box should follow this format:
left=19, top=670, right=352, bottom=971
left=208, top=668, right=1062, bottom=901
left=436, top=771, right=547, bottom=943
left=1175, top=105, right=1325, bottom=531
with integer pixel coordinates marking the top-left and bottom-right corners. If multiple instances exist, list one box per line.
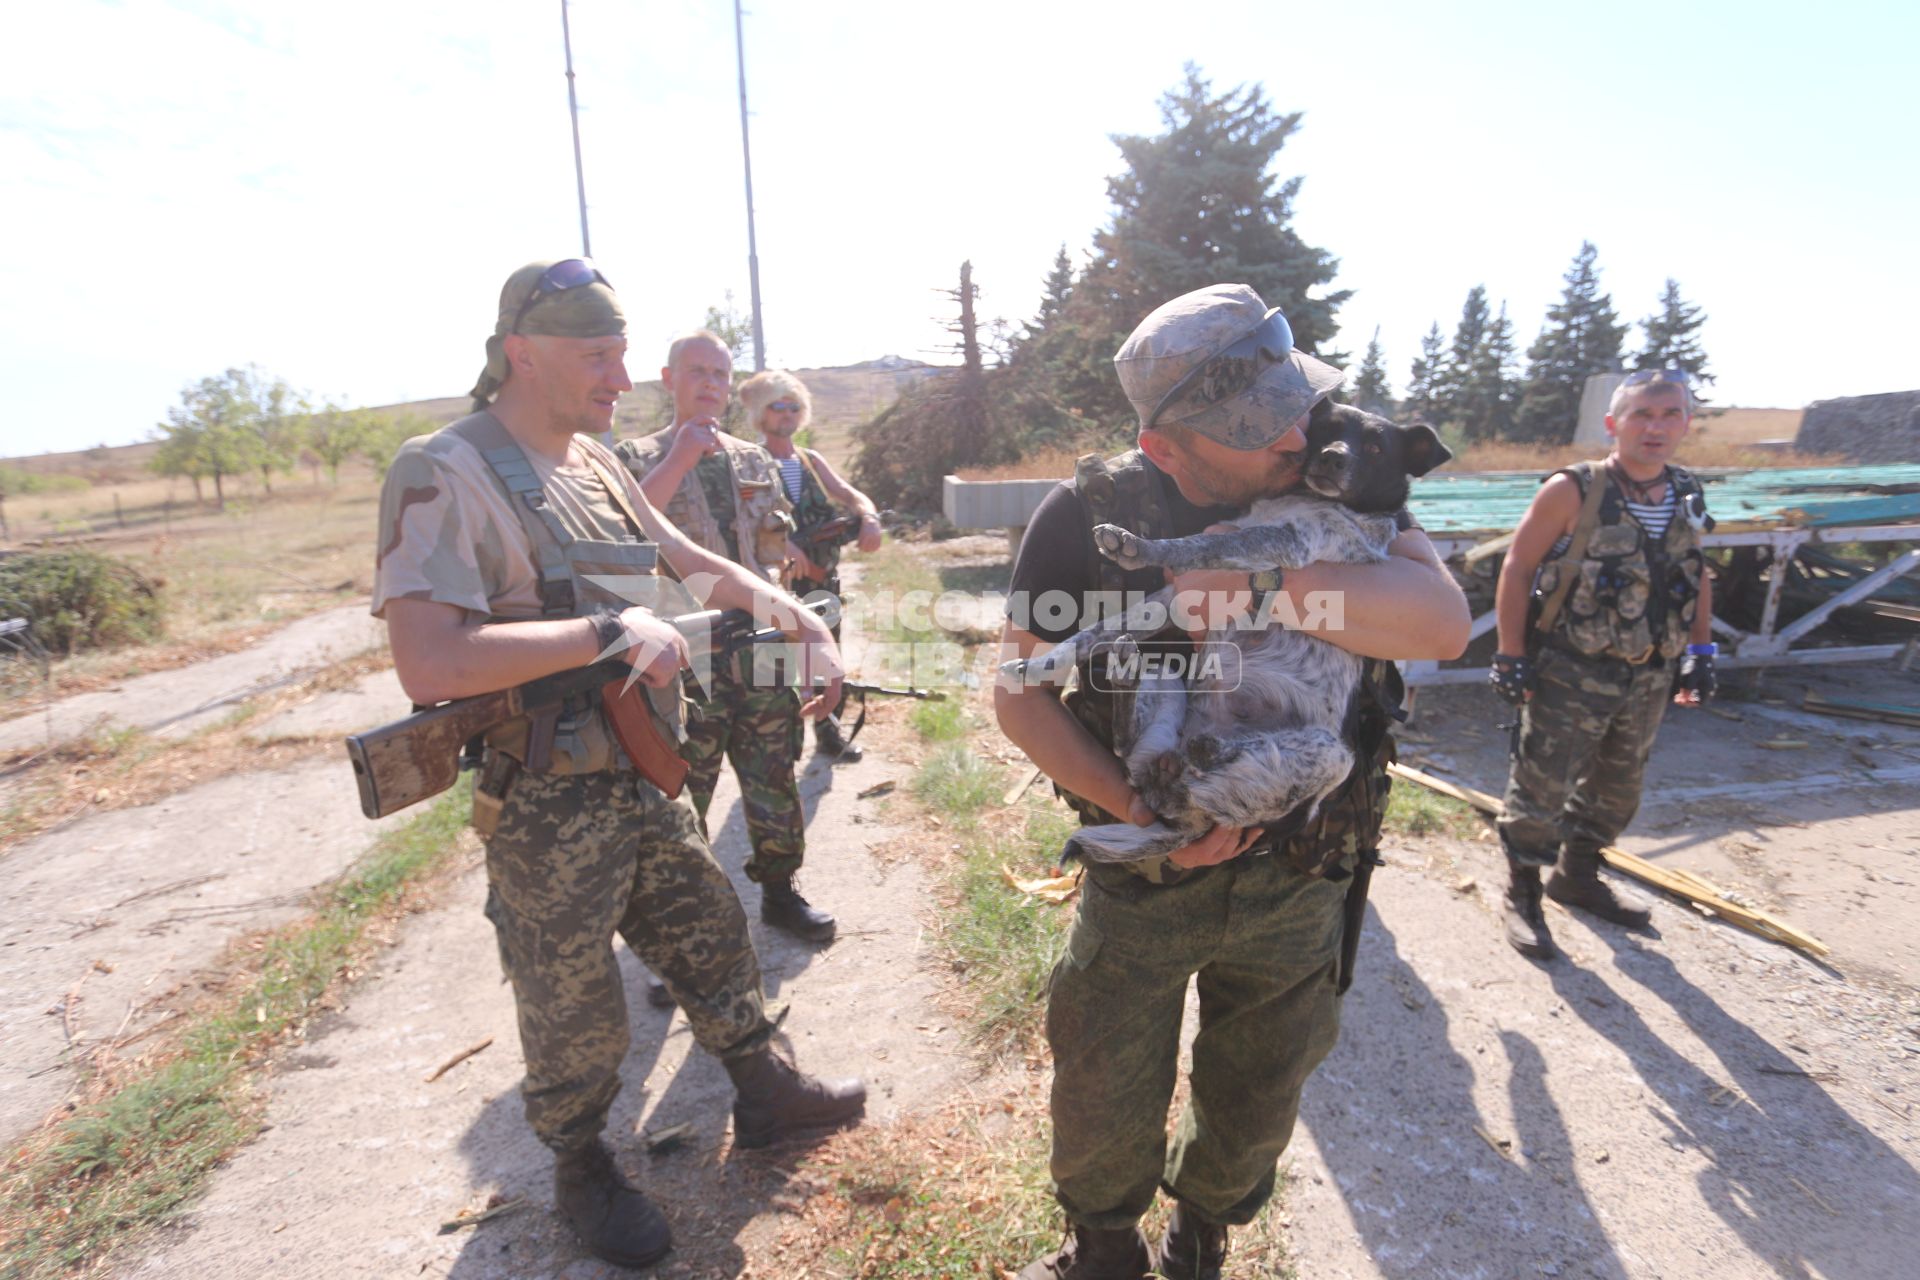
left=616, top=428, right=794, bottom=583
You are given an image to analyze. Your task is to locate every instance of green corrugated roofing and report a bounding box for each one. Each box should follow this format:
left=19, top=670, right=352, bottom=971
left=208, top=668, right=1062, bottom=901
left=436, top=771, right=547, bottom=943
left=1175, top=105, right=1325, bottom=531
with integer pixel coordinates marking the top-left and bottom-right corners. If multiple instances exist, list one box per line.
left=1407, top=464, right=1920, bottom=536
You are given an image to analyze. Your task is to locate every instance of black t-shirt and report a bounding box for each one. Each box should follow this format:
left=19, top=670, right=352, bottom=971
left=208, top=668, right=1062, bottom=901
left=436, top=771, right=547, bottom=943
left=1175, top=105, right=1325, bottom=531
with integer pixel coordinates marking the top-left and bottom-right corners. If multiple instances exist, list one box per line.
left=1005, top=458, right=1238, bottom=645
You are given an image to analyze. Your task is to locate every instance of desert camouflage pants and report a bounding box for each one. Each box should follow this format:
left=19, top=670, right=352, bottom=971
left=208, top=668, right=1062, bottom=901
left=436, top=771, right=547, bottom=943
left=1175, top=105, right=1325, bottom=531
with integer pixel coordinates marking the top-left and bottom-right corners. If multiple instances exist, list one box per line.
left=483, top=768, right=773, bottom=1152
left=1046, top=855, right=1348, bottom=1229
left=1498, top=647, right=1674, bottom=868
left=681, top=663, right=806, bottom=884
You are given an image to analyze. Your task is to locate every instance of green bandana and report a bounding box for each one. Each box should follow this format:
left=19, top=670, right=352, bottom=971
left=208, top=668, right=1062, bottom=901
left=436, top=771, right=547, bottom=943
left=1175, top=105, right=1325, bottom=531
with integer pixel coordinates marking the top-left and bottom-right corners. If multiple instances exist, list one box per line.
left=468, top=259, right=627, bottom=409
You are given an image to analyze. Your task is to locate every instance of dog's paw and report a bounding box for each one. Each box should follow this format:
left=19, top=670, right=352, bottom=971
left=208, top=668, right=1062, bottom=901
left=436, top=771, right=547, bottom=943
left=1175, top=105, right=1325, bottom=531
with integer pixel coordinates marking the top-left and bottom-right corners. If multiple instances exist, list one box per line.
left=1185, top=733, right=1243, bottom=771
left=1092, top=523, right=1152, bottom=570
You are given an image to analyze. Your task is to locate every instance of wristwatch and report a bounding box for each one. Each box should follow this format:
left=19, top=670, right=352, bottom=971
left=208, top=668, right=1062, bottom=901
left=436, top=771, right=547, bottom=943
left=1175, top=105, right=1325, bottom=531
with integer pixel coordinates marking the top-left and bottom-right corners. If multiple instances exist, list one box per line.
left=1248, top=567, right=1285, bottom=622
left=588, top=606, right=628, bottom=655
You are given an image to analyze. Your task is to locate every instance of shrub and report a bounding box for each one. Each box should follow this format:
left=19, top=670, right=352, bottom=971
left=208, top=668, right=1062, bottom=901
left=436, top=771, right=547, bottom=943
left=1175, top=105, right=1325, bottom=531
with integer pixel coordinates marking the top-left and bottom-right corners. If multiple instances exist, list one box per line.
left=0, top=549, right=165, bottom=656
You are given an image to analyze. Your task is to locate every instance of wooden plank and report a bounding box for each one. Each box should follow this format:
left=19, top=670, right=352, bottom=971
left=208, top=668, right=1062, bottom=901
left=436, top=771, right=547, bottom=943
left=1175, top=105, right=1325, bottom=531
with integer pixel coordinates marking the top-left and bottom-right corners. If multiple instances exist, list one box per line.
left=1385, top=764, right=1830, bottom=957
left=1799, top=691, right=1920, bottom=728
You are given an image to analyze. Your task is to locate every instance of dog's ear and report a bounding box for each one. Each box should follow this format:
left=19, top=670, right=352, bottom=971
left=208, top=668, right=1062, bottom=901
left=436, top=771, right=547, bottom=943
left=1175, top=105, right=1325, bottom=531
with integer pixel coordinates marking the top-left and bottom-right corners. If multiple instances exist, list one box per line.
left=1400, top=421, right=1452, bottom=477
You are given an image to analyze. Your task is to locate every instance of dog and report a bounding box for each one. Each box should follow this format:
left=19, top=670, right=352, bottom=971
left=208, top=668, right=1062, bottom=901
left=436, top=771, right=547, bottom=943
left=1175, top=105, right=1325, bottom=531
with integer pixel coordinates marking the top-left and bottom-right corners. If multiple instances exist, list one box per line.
left=1004, top=401, right=1450, bottom=864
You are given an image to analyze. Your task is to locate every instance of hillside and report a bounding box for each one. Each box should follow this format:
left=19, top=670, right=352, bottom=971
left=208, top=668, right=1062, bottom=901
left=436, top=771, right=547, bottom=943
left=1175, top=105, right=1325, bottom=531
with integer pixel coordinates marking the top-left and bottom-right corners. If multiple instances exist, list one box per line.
left=0, top=358, right=942, bottom=488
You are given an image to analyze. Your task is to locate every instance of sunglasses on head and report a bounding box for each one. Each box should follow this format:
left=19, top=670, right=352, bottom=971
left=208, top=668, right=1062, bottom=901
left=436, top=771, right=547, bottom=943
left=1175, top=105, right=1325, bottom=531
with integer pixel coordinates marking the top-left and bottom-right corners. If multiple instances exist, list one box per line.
left=1623, top=367, right=1689, bottom=390
left=1146, top=308, right=1296, bottom=430
left=510, top=258, right=612, bottom=334
left=767, top=400, right=803, bottom=413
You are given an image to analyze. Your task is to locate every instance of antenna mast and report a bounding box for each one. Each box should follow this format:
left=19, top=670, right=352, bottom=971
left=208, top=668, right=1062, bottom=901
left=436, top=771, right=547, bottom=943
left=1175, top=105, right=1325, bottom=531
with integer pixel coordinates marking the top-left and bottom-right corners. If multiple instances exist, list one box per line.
left=561, top=0, right=592, bottom=257
left=734, top=0, right=766, bottom=370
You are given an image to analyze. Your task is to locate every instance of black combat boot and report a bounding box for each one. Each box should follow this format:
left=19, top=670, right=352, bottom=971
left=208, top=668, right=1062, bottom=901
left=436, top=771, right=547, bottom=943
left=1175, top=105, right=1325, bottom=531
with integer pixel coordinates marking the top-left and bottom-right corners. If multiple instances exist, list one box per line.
left=814, top=715, right=864, bottom=763
left=1504, top=857, right=1557, bottom=960
left=552, top=1139, right=673, bottom=1269
left=645, top=973, right=674, bottom=1010
left=761, top=875, right=836, bottom=943
left=1017, top=1223, right=1155, bottom=1279
left=1157, top=1200, right=1228, bottom=1280
left=724, top=1046, right=867, bottom=1148
left=1546, top=846, right=1653, bottom=927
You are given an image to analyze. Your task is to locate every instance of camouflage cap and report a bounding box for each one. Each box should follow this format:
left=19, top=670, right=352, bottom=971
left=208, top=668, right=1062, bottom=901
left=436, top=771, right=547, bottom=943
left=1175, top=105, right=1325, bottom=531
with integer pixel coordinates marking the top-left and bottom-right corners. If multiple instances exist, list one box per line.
left=1114, top=283, right=1344, bottom=450
left=468, top=259, right=626, bottom=409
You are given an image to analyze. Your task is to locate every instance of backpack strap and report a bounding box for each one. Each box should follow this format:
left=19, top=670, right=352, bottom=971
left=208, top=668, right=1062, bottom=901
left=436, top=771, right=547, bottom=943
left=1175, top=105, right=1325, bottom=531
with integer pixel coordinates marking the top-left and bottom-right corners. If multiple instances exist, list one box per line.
left=448, top=414, right=579, bottom=618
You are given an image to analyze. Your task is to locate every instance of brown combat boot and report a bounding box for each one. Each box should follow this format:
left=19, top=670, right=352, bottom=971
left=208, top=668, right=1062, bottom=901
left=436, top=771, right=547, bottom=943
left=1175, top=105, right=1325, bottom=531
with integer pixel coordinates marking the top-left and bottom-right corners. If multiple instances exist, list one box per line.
left=1016, top=1223, right=1155, bottom=1279
left=552, top=1140, right=673, bottom=1269
left=724, top=1046, right=866, bottom=1148
left=1504, top=858, right=1557, bottom=960
left=1546, top=846, right=1653, bottom=927
left=1157, top=1200, right=1227, bottom=1280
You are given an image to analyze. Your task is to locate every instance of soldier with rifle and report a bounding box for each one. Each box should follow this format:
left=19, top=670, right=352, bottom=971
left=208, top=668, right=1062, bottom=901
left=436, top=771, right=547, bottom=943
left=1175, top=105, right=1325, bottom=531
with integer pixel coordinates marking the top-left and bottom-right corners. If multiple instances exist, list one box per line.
left=617, top=336, right=840, bottom=947
left=740, top=368, right=885, bottom=762
left=372, top=260, right=864, bottom=1272
left=995, top=284, right=1469, bottom=1280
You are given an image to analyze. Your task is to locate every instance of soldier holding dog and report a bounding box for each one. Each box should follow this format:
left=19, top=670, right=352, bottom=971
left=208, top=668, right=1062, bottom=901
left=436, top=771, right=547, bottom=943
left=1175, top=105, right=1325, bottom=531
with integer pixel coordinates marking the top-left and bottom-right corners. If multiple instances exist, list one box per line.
left=996, top=283, right=1470, bottom=1280
left=1490, top=368, right=1717, bottom=960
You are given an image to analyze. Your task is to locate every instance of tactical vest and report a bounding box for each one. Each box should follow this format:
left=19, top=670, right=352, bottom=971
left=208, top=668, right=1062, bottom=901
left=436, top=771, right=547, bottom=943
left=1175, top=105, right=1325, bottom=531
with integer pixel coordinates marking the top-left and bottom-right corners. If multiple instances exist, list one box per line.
left=784, top=448, right=843, bottom=593
left=617, top=430, right=795, bottom=583
left=1534, top=461, right=1706, bottom=663
left=1056, top=450, right=1402, bottom=886
left=448, top=413, right=684, bottom=775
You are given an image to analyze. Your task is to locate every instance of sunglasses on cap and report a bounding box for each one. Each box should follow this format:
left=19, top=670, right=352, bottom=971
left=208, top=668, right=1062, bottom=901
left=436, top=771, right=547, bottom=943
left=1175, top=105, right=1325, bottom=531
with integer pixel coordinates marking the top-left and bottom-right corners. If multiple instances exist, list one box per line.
left=1622, top=367, right=1689, bottom=390
left=1146, top=308, right=1296, bottom=430
left=766, top=400, right=803, bottom=413
left=510, top=258, right=613, bottom=334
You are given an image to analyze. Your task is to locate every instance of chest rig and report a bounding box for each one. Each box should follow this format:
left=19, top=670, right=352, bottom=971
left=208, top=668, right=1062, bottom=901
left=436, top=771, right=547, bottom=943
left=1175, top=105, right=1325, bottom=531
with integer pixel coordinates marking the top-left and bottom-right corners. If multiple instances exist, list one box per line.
left=1057, top=451, right=1402, bottom=887
left=619, top=431, right=795, bottom=583
left=449, top=414, right=683, bottom=775
left=1534, top=461, right=1707, bottom=664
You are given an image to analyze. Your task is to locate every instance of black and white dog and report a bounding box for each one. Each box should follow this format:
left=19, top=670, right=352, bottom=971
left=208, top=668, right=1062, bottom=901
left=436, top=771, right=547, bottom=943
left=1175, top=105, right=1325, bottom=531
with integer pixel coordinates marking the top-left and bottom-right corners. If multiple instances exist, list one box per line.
left=1005, top=402, right=1450, bottom=864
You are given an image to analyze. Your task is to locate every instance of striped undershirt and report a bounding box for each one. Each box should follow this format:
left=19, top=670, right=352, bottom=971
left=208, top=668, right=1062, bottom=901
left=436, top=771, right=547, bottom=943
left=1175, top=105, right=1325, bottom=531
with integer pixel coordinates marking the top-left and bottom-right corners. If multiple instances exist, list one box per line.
left=1548, top=481, right=1676, bottom=557
left=778, top=454, right=806, bottom=503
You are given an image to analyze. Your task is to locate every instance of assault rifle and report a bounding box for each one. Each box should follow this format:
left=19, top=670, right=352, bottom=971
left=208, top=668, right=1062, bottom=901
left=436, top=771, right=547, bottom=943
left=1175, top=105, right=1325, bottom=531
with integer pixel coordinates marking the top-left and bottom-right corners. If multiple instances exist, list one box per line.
left=346, top=601, right=836, bottom=821
left=811, top=677, right=946, bottom=746
left=794, top=509, right=892, bottom=558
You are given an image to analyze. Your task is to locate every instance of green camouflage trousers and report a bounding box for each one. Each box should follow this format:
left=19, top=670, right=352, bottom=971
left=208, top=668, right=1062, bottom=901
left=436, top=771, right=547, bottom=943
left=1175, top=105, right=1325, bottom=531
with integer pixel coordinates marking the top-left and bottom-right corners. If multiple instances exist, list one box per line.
left=681, top=661, right=806, bottom=883
left=1046, top=855, right=1348, bottom=1229
left=1498, top=647, right=1674, bottom=867
left=483, top=768, right=774, bottom=1153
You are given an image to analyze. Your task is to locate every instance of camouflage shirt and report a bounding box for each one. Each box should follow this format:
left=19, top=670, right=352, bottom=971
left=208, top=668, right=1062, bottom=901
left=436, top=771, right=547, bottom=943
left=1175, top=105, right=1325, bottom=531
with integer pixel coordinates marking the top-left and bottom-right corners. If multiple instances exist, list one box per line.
left=371, top=413, right=644, bottom=621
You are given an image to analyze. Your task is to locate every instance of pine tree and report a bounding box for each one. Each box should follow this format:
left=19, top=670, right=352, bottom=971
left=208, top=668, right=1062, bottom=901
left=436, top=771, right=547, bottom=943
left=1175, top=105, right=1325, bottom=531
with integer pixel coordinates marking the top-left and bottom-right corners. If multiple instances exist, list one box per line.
left=1032, top=246, right=1074, bottom=333
left=1636, top=278, right=1714, bottom=390
left=1513, top=242, right=1626, bottom=444
left=1405, top=323, right=1446, bottom=424
left=1350, top=328, right=1394, bottom=416
left=1436, top=286, right=1490, bottom=430
left=1456, top=302, right=1519, bottom=440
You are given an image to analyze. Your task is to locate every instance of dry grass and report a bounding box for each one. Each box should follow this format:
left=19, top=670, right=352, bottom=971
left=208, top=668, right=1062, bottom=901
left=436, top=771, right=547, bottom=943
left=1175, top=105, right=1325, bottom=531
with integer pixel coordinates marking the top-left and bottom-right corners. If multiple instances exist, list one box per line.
left=1, top=474, right=382, bottom=708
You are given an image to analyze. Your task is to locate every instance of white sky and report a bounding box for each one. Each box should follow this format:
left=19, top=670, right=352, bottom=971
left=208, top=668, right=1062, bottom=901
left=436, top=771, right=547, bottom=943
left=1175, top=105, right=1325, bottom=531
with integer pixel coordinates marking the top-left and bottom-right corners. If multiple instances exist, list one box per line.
left=2, top=0, right=1914, bottom=457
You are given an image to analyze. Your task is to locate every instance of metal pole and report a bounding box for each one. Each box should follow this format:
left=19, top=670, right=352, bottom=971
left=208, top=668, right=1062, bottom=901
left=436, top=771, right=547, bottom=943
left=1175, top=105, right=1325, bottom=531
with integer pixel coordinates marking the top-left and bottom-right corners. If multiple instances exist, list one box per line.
left=734, top=0, right=766, bottom=370
left=561, top=0, right=592, bottom=257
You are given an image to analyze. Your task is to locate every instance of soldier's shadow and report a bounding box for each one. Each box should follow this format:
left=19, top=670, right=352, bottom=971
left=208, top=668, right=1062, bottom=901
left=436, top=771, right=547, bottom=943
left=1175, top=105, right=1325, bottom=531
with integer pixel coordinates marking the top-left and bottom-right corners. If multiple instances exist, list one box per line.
left=1549, top=932, right=1920, bottom=1279
left=1303, top=908, right=1631, bottom=1279
left=445, top=937, right=834, bottom=1279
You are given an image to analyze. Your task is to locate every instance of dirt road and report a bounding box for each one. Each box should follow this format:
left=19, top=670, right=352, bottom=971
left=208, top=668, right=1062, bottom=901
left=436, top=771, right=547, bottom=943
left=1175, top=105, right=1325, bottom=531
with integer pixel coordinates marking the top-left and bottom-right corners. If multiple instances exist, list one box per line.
left=3, top=566, right=1914, bottom=1278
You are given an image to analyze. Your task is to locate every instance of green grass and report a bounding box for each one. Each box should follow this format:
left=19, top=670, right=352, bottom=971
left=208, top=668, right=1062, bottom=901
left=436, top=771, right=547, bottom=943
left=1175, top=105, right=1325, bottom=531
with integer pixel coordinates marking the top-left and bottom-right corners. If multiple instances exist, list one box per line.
left=945, top=804, right=1078, bottom=1052
left=1383, top=778, right=1485, bottom=839
left=909, top=696, right=965, bottom=741
left=0, top=782, right=471, bottom=1279
left=911, top=744, right=1003, bottom=821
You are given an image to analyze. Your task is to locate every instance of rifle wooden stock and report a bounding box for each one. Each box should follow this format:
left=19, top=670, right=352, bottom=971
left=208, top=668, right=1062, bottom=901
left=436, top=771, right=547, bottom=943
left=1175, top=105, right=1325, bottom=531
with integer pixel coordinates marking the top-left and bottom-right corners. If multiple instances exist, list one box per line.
left=348, top=599, right=835, bottom=821
left=346, top=661, right=629, bottom=820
